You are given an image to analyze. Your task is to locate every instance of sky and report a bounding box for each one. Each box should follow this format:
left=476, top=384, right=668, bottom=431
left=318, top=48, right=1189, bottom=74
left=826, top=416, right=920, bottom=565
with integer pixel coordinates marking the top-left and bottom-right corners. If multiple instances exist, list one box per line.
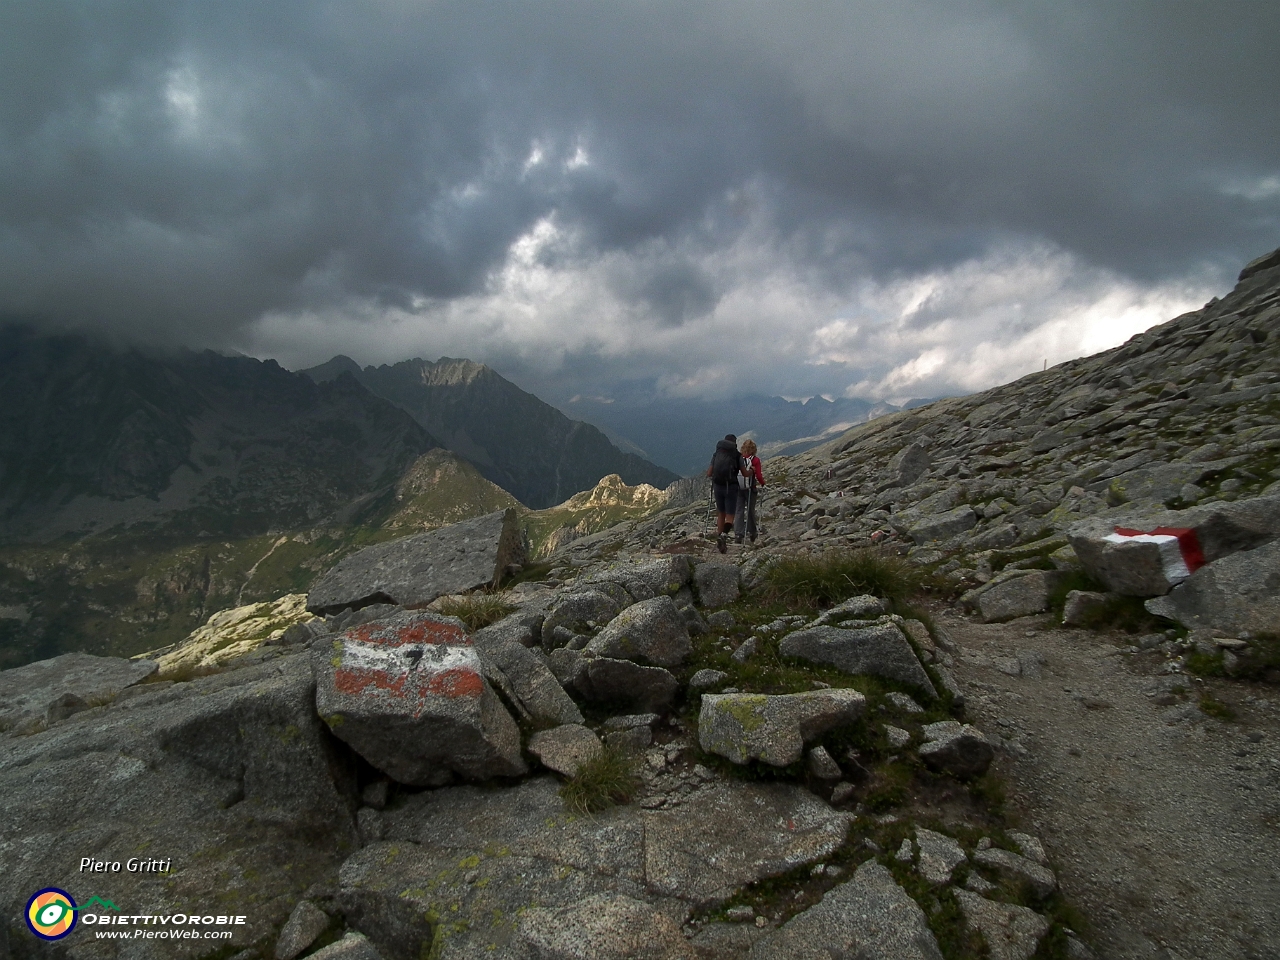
left=2, top=0, right=1278, bottom=407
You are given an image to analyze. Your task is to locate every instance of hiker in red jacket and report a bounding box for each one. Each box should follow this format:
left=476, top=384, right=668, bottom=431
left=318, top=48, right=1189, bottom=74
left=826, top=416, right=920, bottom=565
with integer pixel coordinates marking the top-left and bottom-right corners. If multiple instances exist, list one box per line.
left=734, top=439, right=765, bottom=544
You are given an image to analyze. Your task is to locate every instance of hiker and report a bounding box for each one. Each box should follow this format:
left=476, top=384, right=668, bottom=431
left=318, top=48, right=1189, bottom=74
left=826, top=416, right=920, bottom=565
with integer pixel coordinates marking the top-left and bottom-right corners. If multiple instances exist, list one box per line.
left=734, top=439, right=765, bottom=544
left=706, top=434, right=744, bottom=553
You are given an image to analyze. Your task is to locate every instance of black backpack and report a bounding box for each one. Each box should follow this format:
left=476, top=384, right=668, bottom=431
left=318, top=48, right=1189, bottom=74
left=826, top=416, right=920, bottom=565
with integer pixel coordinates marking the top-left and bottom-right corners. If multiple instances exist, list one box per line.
left=710, top=446, right=739, bottom=483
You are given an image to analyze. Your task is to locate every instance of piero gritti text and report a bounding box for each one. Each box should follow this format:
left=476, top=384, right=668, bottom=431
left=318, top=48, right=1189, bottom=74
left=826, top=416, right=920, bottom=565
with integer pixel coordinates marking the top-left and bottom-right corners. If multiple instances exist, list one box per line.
left=80, top=857, right=173, bottom=874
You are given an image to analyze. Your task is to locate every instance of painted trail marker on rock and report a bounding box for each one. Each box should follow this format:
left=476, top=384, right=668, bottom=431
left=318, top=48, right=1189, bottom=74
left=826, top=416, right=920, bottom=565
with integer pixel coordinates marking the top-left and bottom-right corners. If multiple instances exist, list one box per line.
left=1106, top=526, right=1205, bottom=584
left=315, top=611, right=526, bottom=785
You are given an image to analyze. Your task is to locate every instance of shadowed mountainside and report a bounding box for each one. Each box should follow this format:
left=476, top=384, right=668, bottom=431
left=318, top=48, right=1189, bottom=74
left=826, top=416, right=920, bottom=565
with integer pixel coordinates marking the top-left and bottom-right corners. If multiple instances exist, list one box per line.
left=302, top=356, right=680, bottom=507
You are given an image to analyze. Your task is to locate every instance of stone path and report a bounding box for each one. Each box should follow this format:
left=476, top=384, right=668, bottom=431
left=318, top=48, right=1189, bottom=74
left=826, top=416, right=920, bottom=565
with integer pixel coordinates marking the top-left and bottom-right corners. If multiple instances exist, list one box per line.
left=940, top=608, right=1280, bottom=960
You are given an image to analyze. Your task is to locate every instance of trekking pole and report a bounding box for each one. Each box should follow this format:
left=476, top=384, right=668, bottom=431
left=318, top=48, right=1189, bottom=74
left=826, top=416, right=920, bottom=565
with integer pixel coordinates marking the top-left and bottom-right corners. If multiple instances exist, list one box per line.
left=703, top=479, right=714, bottom=539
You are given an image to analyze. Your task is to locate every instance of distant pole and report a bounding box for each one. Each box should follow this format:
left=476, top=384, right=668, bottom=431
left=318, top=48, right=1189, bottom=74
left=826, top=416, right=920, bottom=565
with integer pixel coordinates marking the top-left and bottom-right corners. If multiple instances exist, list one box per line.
left=1042, top=359, right=1047, bottom=371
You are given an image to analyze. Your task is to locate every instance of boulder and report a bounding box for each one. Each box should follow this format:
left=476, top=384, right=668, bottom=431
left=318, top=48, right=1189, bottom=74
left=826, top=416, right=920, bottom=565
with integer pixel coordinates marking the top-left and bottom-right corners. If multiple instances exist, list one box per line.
left=1145, top=540, right=1280, bottom=635
left=584, top=596, right=692, bottom=667
left=474, top=608, right=544, bottom=648
left=746, top=861, right=944, bottom=960
left=1061, top=590, right=1111, bottom=627
left=540, top=590, right=624, bottom=649
left=698, top=689, right=866, bottom=766
left=528, top=724, right=603, bottom=776
left=276, top=900, right=332, bottom=960
left=313, top=610, right=526, bottom=785
left=953, top=890, right=1049, bottom=960
left=306, top=509, right=525, bottom=615
left=915, top=828, right=966, bottom=886
left=977, top=571, right=1067, bottom=622
left=907, top=505, right=977, bottom=544
left=689, top=668, right=729, bottom=690
left=515, top=894, right=695, bottom=959
left=917, top=721, right=994, bottom=778
left=972, top=847, right=1057, bottom=899
left=0, top=652, right=157, bottom=734
left=584, top=555, right=693, bottom=600
left=780, top=624, right=937, bottom=696
left=886, top=442, right=932, bottom=488
left=1067, top=495, right=1280, bottom=597
left=474, top=638, right=583, bottom=726
left=694, top=561, right=741, bottom=607
left=307, top=933, right=385, bottom=960
left=577, top=656, right=680, bottom=713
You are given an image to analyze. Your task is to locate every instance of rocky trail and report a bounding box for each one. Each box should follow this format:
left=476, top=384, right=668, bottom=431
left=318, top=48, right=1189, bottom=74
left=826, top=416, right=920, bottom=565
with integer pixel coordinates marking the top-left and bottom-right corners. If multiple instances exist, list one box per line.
left=942, top=607, right=1280, bottom=960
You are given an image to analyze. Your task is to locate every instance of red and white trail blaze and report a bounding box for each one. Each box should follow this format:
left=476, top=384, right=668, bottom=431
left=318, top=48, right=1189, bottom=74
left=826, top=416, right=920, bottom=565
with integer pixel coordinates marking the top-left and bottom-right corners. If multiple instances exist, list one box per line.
left=1105, top=526, right=1206, bottom=585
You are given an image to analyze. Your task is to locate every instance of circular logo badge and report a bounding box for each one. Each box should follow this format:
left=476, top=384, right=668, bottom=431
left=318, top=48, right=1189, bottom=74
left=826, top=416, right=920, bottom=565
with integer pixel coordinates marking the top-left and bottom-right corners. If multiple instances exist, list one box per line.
left=26, top=888, right=78, bottom=941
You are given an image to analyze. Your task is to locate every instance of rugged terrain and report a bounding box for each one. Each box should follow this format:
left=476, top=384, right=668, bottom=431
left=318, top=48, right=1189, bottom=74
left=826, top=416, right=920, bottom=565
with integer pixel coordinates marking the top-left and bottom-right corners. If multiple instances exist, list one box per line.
left=3, top=246, right=1280, bottom=960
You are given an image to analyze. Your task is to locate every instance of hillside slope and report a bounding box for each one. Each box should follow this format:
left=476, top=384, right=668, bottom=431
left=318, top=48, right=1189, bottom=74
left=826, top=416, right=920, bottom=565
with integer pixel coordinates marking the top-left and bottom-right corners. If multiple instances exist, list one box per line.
left=0, top=327, right=441, bottom=542
left=303, top=356, right=680, bottom=507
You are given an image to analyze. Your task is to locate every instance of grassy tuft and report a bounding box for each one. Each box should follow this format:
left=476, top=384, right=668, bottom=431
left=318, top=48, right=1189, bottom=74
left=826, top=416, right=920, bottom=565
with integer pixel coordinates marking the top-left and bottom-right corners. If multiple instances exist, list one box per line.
left=559, top=745, right=641, bottom=815
left=760, top=548, right=927, bottom=611
left=1198, top=694, right=1237, bottom=722
left=435, top=593, right=518, bottom=632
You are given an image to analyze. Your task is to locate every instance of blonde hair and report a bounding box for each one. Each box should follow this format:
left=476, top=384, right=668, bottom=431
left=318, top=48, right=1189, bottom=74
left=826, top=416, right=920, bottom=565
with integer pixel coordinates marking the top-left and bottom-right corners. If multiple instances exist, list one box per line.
left=741, top=440, right=757, bottom=455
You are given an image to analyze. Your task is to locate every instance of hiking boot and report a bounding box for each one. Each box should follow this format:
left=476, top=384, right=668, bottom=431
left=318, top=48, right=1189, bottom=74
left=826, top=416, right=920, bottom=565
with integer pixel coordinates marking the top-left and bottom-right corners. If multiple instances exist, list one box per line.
left=717, top=533, right=727, bottom=554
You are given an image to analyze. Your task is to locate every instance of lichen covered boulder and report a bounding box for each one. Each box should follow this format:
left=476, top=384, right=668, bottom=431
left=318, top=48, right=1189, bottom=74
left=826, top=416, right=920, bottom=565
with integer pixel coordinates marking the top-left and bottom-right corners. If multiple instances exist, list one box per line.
left=698, top=689, right=866, bottom=766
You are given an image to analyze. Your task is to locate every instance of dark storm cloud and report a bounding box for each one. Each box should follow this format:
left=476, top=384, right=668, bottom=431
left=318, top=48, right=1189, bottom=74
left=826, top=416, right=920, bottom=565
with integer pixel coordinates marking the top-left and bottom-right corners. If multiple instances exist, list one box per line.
left=0, top=0, right=1276, bottom=370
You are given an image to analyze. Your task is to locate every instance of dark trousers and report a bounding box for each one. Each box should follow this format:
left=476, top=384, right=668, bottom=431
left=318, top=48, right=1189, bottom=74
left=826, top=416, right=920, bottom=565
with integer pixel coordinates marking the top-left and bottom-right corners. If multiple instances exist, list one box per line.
left=733, top=486, right=758, bottom=541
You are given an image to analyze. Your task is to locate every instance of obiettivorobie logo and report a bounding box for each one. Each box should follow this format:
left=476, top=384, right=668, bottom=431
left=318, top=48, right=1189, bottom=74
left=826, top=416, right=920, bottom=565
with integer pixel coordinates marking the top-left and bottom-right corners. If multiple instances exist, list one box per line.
left=24, top=888, right=246, bottom=943
left=25, top=889, right=119, bottom=941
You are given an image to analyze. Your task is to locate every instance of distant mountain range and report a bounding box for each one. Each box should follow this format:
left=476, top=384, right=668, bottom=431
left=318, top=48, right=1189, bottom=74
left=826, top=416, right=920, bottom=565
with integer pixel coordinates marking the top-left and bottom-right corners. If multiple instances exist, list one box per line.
left=0, top=326, right=438, bottom=543
left=559, top=393, right=941, bottom=475
left=301, top=356, right=679, bottom=507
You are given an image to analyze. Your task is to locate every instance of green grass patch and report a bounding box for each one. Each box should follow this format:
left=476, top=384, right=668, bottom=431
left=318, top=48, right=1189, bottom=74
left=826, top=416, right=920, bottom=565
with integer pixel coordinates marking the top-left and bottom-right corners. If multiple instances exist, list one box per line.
left=1185, top=649, right=1226, bottom=677
left=759, top=547, right=928, bottom=611
left=435, top=593, right=518, bottom=632
left=558, top=745, right=641, bottom=815
left=1198, top=694, right=1237, bottom=721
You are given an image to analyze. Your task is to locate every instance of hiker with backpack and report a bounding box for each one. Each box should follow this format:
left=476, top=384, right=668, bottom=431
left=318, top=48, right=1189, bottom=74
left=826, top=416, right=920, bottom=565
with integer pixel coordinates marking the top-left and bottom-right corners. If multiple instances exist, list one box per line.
left=706, top=434, right=745, bottom=554
left=734, top=438, right=765, bottom=544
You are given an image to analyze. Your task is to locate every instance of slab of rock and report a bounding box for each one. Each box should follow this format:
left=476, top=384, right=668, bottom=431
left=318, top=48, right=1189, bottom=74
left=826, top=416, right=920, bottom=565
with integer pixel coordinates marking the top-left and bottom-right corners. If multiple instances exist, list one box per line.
left=954, top=889, right=1050, bottom=960
left=643, top=781, right=853, bottom=904
left=515, top=894, right=695, bottom=959
left=0, top=653, right=357, bottom=954
left=694, top=561, right=741, bottom=607
left=698, top=689, right=867, bottom=766
left=0, top=652, right=157, bottom=733
left=585, top=596, right=692, bottom=667
left=340, top=776, right=846, bottom=956
left=474, top=638, right=582, bottom=726
left=528, top=724, right=603, bottom=776
left=746, top=860, right=944, bottom=959
left=978, top=571, right=1067, bottom=622
left=314, top=610, right=526, bottom=785
left=540, top=590, right=624, bottom=648
left=1145, top=539, right=1280, bottom=635
left=276, top=900, right=332, bottom=960
left=812, top=594, right=887, bottom=625
left=917, top=721, right=994, bottom=778
left=973, top=847, right=1057, bottom=898
left=807, top=745, right=843, bottom=780
left=306, top=508, right=524, bottom=615
left=908, top=505, right=977, bottom=544
left=915, top=828, right=966, bottom=886
left=577, top=656, right=679, bottom=712
left=780, top=624, right=937, bottom=696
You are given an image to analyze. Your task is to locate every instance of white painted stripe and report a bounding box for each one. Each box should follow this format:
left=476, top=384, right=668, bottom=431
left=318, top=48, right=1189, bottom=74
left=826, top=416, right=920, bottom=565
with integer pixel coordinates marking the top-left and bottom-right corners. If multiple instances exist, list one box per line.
left=1103, top=532, right=1191, bottom=585
left=341, top=640, right=479, bottom=677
